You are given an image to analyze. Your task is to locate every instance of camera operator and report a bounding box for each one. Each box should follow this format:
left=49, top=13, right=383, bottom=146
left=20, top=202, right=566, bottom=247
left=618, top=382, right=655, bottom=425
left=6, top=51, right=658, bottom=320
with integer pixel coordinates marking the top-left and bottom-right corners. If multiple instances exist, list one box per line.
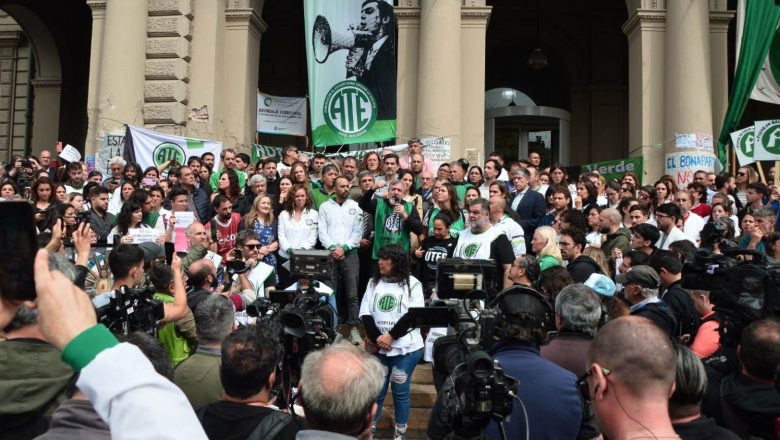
left=702, top=319, right=780, bottom=439
left=101, top=244, right=189, bottom=324
left=175, top=295, right=235, bottom=410
left=297, top=342, right=386, bottom=440
left=358, top=245, right=424, bottom=439
left=427, top=285, right=584, bottom=440
left=649, top=250, right=699, bottom=343
left=197, top=321, right=303, bottom=440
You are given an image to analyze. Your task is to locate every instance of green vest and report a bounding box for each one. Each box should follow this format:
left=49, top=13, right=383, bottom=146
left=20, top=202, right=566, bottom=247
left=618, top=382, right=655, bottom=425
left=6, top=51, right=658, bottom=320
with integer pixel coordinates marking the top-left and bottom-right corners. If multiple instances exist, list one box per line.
left=372, top=198, right=413, bottom=259
left=153, top=292, right=192, bottom=367
left=453, top=182, right=469, bottom=208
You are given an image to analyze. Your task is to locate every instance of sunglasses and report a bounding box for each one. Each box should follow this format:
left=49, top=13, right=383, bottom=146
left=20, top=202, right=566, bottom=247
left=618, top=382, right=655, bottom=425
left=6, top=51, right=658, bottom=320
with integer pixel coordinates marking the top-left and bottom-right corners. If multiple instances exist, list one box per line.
left=244, top=244, right=261, bottom=250
left=737, top=172, right=746, bottom=176
left=577, top=366, right=611, bottom=402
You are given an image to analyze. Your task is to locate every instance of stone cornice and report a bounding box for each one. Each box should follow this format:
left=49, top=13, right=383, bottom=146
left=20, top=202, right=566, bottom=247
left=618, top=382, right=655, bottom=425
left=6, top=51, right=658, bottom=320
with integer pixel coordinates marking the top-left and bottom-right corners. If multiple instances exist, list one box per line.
left=394, top=7, right=420, bottom=20
left=622, top=9, right=666, bottom=40
left=86, top=0, right=106, bottom=11
left=709, top=10, right=735, bottom=28
left=462, top=6, right=492, bottom=19
left=225, top=8, right=268, bottom=39
left=31, top=78, right=63, bottom=88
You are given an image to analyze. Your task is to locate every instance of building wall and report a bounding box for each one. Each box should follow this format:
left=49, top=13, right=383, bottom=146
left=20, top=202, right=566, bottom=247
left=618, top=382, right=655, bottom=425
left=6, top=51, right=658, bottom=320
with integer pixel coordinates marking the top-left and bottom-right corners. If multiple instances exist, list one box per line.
left=0, top=12, right=31, bottom=162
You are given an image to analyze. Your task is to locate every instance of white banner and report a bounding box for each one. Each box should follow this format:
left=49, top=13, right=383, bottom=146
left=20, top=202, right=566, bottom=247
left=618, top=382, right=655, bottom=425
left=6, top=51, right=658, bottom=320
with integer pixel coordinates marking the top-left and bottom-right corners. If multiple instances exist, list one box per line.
left=665, top=151, right=718, bottom=188
left=96, top=132, right=125, bottom=175
left=257, top=92, right=308, bottom=136
left=729, top=126, right=756, bottom=166
left=753, top=119, right=780, bottom=161
left=128, top=125, right=222, bottom=171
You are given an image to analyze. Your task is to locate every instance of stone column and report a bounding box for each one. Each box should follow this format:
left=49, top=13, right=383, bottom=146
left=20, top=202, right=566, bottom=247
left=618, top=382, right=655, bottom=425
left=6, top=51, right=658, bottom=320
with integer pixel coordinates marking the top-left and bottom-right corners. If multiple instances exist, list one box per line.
left=84, top=0, right=106, bottom=155
left=664, top=0, right=713, bottom=145
left=187, top=0, right=226, bottom=139
left=417, top=0, right=461, bottom=158
left=394, top=2, right=420, bottom=143
left=623, top=7, right=666, bottom=184
left=709, top=1, right=735, bottom=138
left=222, top=8, right=266, bottom=152
left=87, top=0, right=148, bottom=156
left=461, top=3, right=491, bottom=160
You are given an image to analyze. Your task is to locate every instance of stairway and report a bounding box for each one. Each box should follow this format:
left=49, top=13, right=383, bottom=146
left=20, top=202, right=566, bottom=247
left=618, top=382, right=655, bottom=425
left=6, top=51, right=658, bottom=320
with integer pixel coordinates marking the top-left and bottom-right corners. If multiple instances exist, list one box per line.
left=375, top=362, right=437, bottom=439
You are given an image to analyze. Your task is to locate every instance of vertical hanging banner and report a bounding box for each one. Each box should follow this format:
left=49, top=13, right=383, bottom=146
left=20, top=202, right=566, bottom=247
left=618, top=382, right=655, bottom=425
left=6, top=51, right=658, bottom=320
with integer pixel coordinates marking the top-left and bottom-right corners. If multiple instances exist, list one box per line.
left=304, top=0, right=396, bottom=147
left=729, top=126, right=756, bottom=166
left=126, top=125, right=223, bottom=171
left=256, top=92, right=308, bottom=136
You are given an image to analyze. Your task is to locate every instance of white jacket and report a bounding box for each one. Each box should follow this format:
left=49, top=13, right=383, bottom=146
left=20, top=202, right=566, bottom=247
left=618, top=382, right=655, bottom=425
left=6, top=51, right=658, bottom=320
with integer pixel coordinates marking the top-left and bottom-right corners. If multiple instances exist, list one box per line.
left=278, top=208, right=319, bottom=259
left=318, top=198, right=363, bottom=251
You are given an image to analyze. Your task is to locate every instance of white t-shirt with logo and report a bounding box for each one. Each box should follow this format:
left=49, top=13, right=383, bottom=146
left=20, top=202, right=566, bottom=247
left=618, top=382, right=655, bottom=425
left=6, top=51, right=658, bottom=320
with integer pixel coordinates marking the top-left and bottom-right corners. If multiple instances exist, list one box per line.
left=493, top=215, right=526, bottom=257
left=359, top=275, right=424, bottom=357
left=453, top=226, right=503, bottom=259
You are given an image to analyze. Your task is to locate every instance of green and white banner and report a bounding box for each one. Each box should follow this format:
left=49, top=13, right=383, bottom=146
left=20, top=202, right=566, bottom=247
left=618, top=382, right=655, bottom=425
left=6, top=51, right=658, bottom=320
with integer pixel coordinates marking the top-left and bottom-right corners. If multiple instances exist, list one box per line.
left=581, top=157, right=643, bottom=185
left=304, top=0, right=396, bottom=146
left=737, top=0, right=780, bottom=105
left=126, top=125, right=223, bottom=170
left=753, top=119, right=780, bottom=161
left=729, top=126, right=755, bottom=166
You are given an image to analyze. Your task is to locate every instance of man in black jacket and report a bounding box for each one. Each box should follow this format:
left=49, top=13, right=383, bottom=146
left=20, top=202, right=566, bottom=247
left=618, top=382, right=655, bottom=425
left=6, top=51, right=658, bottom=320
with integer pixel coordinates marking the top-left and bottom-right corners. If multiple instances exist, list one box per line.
left=559, top=228, right=603, bottom=283
left=177, top=165, right=212, bottom=223
left=616, top=265, right=677, bottom=338
left=649, top=250, right=699, bottom=342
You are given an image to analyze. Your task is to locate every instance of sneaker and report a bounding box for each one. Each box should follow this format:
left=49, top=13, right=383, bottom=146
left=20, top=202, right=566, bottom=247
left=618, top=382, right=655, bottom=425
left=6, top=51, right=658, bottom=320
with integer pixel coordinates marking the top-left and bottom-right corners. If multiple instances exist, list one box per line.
left=349, top=327, right=362, bottom=345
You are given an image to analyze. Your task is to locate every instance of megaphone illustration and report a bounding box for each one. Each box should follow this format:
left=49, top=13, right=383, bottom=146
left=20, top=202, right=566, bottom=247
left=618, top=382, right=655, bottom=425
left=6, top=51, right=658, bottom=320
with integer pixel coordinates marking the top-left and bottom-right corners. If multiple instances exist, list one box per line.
left=312, top=15, right=372, bottom=64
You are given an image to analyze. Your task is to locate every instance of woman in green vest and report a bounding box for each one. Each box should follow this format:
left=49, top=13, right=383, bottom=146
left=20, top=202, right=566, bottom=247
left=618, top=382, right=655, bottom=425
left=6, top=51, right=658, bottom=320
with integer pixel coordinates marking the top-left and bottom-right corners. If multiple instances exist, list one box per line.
left=531, top=226, right=563, bottom=272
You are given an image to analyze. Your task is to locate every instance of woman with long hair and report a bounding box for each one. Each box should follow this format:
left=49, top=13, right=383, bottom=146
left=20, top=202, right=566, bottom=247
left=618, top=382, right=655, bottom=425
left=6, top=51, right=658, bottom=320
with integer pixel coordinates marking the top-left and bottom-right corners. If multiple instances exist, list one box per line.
left=278, top=185, right=318, bottom=286
left=362, top=151, right=382, bottom=177
left=211, top=169, right=243, bottom=207
left=359, top=244, right=424, bottom=440
left=108, top=181, right=137, bottom=215
left=582, top=246, right=612, bottom=278
left=53, top=184, right=67, bottom=203
left=398, top=169, right=423, bottom=219
left=143, top=166, right=160, bottom=185
left=289, top=160, right=312, bottom=190
left=638, top=185, right=657, bottom=217
left=735, top=166, right=758, bottom=209
left=275, top=175, right=294, bottom=209
left=622, top=172, right=639, bottom=190
left=66, top=192, right=86, bottom=212
left=488, top=180, right=512, bottom=204
left=538, top=266, right=573, bottom=301
left=548, top=163, right=576, bottom=204
left=464, top=186, right=480, bottom=206
left=31, top=177, right=57, bottom=231
left=618, top=196, right=639, bottom=228
left=108, top=198, right=150, bottom=244
left=585, top=205, right=603, bottom=247
left=243, top=194, right=279, bottom=285
left=467, top=165, right=483, bottom=188
left=531, top=226, right=562, bottom=271
left=423, top=179, right=465, bottom=238
left=575, top=179, right=599, bottom=214
left=767, top=232, right=780, bottom=261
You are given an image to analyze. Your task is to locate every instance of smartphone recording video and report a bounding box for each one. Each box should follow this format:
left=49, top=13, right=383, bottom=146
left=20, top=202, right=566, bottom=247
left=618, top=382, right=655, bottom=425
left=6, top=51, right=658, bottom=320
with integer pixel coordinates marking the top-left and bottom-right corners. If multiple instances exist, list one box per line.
left=0, top=202, right=38, bottom=301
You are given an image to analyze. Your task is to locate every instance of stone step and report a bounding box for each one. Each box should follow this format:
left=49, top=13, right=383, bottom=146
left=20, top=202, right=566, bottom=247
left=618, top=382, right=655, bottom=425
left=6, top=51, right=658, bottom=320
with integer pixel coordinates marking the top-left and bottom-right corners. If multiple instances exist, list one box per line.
left=412, top=363, right=434, bottom=384
left=376, top=407, right=432, bottom=439
left=382, top=383, right=438, bottom=409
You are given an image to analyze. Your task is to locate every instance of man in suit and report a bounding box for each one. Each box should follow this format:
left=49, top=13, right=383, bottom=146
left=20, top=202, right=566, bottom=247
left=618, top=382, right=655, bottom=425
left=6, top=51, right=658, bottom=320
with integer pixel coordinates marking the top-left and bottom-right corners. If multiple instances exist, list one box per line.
left=510, top=167, right=546, bottom=253
left=348, top=0, right=395, bottom=120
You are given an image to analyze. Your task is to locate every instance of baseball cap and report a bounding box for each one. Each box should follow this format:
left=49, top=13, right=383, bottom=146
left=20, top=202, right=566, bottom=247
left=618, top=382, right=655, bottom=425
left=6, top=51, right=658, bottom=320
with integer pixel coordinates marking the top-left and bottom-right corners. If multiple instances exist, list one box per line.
left=584, top=273, right=616, bottom=297
left=614, top=265, right=660, bottom=289
left=138, top=242, right=165, bottom=264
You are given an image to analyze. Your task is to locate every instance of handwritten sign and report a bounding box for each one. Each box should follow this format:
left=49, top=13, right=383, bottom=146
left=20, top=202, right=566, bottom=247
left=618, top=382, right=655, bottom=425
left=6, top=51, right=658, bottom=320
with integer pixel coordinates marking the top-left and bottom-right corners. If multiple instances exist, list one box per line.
left=664, top=152, right=717, bottom=187
left=129, top=228, right=162, bottom=244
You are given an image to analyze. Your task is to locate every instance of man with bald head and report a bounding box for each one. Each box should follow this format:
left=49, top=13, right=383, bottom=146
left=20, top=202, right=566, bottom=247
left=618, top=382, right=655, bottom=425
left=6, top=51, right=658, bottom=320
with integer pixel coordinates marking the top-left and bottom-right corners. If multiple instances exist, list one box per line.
left=298, top=342, right=385, bottom=439
left=599, top=207, right=630, bottom=268
left=186, top=259, right=217, bottom=311
left=584, top=316, right=678, bottom=440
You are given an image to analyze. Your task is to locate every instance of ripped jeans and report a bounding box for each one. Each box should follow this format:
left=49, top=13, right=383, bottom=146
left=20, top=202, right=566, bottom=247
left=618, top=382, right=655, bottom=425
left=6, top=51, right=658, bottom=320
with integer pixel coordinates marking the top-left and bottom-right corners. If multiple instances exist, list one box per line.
left=373, top=348, right=423, bottom=434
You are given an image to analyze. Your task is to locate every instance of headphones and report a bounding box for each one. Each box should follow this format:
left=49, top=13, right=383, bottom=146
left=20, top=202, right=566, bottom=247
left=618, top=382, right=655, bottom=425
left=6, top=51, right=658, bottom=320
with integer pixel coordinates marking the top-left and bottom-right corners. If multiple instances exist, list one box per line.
left=489, top=285, right=555, bottom=336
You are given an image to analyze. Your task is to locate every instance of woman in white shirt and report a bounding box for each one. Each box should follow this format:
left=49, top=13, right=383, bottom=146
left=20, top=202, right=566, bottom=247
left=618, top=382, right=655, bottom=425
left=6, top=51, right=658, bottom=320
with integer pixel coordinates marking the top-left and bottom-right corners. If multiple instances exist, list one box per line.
left=107, top=198, right=153, bottom=244
left=359, top=244, right=424, bottom=440
left=277, top=184, right=319, bottom=286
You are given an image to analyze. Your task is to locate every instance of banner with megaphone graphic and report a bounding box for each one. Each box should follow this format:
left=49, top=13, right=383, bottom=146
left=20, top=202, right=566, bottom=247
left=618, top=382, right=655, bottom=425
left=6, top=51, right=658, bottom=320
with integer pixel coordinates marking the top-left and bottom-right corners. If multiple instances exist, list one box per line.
left=304, top=0, right=396, bottom=147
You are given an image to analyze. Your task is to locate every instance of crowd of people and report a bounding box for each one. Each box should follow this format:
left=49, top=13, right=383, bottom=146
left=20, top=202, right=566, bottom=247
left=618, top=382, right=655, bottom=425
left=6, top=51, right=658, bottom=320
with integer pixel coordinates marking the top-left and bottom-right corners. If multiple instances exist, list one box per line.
left=1, top=139, right=780, bottom=440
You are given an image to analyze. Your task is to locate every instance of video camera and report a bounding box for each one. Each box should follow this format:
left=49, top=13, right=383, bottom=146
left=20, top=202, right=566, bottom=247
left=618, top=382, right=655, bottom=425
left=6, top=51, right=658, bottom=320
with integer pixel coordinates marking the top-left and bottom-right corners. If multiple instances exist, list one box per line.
left=92, top=285, right=164, bottom=336
left=683, top=248, right=780, bottom=350
left=408, top=259, right=518, bottom=436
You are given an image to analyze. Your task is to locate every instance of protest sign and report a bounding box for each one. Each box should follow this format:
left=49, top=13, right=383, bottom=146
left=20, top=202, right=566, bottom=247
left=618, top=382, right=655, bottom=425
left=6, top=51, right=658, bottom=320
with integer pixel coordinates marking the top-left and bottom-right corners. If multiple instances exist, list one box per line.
left=257, top=92, right=308, bottom=136
left=729, top=126, right=756, bottom=166
left=581, top=157, right=644, bottom=185
left=675, top=132, right=713, bottom=150
left=126, top=125, right=222, bottom=171
left=664, top=152, right=717, bottom=187
left=96, top=132, right=125, bottom=175
left=60, top=144, right=82, bottom=163
left=753, top=119, right=780, bottom=161
left=129, top=228, right=162, bottom=244
left=304, top=0, right=396, bottom=146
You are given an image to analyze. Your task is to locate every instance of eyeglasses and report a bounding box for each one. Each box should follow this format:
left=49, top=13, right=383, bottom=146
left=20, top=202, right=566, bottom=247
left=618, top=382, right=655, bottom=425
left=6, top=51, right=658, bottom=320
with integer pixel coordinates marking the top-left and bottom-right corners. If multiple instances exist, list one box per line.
left=737, top=172, right=746, bottom=176
left=577, top=366, right=611, bottom=403
left=243, top=244, right=261, bottom=250
left=655, top=213, right=669, bottom=219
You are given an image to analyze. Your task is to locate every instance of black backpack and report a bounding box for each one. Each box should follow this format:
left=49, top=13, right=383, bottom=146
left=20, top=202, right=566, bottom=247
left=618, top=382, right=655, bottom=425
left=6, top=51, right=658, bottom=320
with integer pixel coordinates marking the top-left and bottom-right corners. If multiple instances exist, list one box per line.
left=196, top=406, right=296, bottom=440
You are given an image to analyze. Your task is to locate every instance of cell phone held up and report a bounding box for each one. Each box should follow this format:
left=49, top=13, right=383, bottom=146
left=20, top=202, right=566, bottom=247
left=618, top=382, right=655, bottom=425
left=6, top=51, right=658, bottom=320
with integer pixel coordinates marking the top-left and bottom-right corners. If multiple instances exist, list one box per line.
left=0, top=202, right=38, bottom=301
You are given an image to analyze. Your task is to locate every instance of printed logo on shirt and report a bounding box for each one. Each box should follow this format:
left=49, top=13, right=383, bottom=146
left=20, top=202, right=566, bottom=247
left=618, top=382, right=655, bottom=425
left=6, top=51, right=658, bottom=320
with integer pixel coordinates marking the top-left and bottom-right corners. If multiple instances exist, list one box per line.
left=306, top=219, right=314, bottom=226
left=462, top=243, right=481, bottom=258
left=376, top=294, right=398, bottom=313
left=349, top=208, right=357, bottom=215
left=384, top=213, right=402, bottom=233
left=424, top=246, right=450, bottom=270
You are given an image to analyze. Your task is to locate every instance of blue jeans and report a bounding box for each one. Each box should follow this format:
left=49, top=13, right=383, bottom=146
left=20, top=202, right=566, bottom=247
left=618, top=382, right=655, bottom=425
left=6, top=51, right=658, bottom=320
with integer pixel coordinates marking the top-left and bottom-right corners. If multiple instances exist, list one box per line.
left=373, top=348, right=423, bottom=433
